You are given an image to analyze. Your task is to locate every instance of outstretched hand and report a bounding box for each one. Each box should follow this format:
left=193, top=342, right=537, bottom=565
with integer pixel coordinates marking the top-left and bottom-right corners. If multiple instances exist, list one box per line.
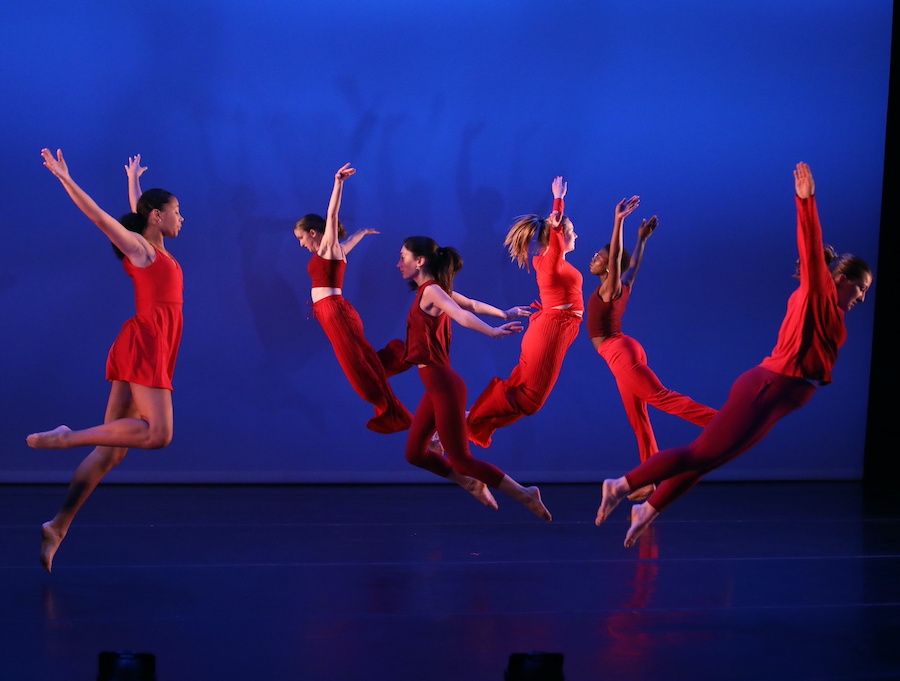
left=336, top=163, right=356, bottom=182
left=41, top=148, right=70, bottom=181
left=493, top=321, right=524, bottom=337
left=125, top=154, right=147, bottom=179
left=551, top=175, right=567, bottom=199
left=638, top=215, right=658, bottom=240
left=794, top=162, right=815, bottom=199
left=615, top=195, right=640, bottom=221
left=504, top=306, right=533, bottom=320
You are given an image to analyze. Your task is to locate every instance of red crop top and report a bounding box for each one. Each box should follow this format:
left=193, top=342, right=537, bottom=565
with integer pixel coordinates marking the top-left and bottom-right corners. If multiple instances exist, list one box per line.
left=307, top=253, right=346, bottom=288
left=587, top=284, right=630, bottom=339
left=532, top=222, right=584, bottom=312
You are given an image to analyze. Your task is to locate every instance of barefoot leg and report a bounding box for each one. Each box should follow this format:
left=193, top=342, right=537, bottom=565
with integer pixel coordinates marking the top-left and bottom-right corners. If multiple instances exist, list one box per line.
left=497, top=475, right=551, bottom=522
left=627, top=484, right=656, bottom=502
left=624, top=502, right=660, bottom=548
left=595, top=477, right=631, bottom=526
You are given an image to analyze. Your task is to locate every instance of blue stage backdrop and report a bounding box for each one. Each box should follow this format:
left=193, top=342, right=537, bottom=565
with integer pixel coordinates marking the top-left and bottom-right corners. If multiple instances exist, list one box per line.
left=0, top=0, right=889, bottom=482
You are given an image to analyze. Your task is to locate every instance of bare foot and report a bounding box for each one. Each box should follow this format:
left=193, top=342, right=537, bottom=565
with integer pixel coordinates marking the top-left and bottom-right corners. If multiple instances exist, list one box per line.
left=464, top=479, right=499, bottom=510
left=521, top=486, right=551, bottom=522
left=627, top=484, right=656, bottom=502
left=595, top=478, right=629, bottom=526
left=40, top=522, right=65, bottom=573
left=27, top=425, right=72, bottom=449
left=624, top=502, right=659, bottom=548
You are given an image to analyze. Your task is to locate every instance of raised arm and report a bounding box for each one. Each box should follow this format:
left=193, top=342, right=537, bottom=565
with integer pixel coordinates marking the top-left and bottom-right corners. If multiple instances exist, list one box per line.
left=341, top=227, right=379, bottom=255
left=598, top=196, right=640, bottom=300
left=793, top=162, right=826, bottom=288
left=450, top=291, right=533, bottom=320
left=42, top=149, right=154, bottom=266
left=319, top=163, right=355, bottom=260
left=125, top=154, right=146, bottom=213
left=423, top=285, right=523, bottom=338
left=621, top=215, right=658, bottom=288
left=551, top=175, right=567, bottom=215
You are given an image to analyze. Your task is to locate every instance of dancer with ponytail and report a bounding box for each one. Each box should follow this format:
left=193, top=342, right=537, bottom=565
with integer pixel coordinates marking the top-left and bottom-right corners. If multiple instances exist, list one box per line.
left=294, top=164, right=412, bottom=434
left=466, top=176, right=582, bottom=447
left=29, top=151, right=184, bottom=571
left=398, top=237, right=551, bottom=520
left=588, top=197, right=716, bottom=501
left=595, top=163, right=872, bottom=547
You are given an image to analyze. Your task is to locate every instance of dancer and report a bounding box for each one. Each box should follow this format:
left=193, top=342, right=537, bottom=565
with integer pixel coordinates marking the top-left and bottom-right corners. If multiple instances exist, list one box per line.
left=595, top=163, right=872, bottom=547
left=398, top=236, right=551, bottom=521
left=295, top=163, right=412, bottom=433
left=588, top=197, right=717, bottom=500
left=467, top=176, right=582, bottom=447
left=29, top=150, right=184, bottom=571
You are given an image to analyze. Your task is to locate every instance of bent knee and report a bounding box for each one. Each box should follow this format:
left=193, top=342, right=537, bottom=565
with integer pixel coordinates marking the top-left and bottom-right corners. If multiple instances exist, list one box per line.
left=146, top=428, right=173, bottom=449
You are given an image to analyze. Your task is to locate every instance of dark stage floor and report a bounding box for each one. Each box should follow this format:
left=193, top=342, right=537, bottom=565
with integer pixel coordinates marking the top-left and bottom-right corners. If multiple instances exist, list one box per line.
left=1, top=482, right=898, bottom=681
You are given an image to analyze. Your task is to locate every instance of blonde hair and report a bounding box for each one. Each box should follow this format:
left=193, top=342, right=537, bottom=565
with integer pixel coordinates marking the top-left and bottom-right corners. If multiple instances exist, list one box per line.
left=504, top=214, right=570, bottom=269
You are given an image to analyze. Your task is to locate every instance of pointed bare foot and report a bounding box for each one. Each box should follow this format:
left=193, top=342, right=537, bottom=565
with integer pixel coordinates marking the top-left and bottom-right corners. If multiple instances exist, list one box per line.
left=624, top=502, right=659, bottom=548
left=464, top=479, right=499, bottom=510
left=40, top=522, right=65, bottom=573
left=627, top=484, right=656, bottom=502
left=595, top=478, right=629, bottom=526
left=521, top=486, right=551, bottom=522
left=27, top=425, right=72, bottom=449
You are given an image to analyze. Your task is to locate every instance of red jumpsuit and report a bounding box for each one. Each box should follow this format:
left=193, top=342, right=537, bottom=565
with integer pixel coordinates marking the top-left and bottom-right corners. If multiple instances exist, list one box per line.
left=623, top=196, right=842, bottom=511
left=106, top=246, right=183, bottom=391
left=589, top=284, right=717, bottom=462
left=466, top=222, right=583, bottom=447
left=404, top=282, right=505, bottom=487
left=309, top=253, right=412, bottom=434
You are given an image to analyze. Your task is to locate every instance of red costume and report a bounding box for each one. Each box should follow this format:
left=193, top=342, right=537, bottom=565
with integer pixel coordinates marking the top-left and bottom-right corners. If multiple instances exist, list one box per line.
left=106, top=247, right=183, bottom=391
left=467, top=220, right=582, bottom=447
left=404, top=282, right=505, bottom=487
left=309, top=253, right=412, bottom=434
left=623, top=196, right=841, bottom=511
left=589, top=284, right=716, bottom=462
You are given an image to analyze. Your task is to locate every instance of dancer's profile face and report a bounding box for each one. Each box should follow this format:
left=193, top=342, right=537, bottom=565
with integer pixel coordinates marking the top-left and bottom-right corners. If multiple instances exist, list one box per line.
left=296, top=228, right=319, bottom=252
left=397, top=246, right=422, bottom=280
left=834, top=272, right=872, bottom=312
left=156, top=198, right=183, bottom=238
left=562, top=219, right=577, bottom=253
left=589, top=248, right=609, bottom=276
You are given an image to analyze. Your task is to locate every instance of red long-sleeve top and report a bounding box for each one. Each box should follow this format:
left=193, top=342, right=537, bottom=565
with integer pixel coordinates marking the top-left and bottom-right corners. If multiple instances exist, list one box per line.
left=533, top=222, right=584, bottom=312
left=759, top=196, right=846, bottom=385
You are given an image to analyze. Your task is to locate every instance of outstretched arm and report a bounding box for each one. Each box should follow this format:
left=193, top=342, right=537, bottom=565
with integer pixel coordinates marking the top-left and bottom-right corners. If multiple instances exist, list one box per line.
left=598, top=196, right=640, bottom=301
left=341, top=227, right=379, bottom=254
left=125, top=154, right=146, bottom=213
left=551, top=175, right=567, bottom=215
left=423, top=286, right=523, bottom=338
left=42, top=149, right=154, bottom=266
left=793, top=162, right=826, bottom=287
left=450, top=291, right=533, bottom=320
left=621, top=215, right=658, bottom=288
left=319, top=163, right=356, bottom=259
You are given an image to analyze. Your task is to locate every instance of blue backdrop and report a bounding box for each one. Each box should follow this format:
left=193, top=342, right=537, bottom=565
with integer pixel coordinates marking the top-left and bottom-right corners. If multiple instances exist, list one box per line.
left=0, top=0, right=889, bottom=482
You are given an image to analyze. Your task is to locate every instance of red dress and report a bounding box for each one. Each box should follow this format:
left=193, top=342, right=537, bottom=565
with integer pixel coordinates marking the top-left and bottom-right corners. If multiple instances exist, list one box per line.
left=106, top=247, right=184, bottom=391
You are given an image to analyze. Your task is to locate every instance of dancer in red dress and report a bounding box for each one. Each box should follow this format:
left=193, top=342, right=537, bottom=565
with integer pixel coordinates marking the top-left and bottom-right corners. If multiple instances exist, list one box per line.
left=295, top=164, right=411, bottom=433
left=398, top=236, right=551, bottom=520
left=588, top=197, right=717, bottom=500
left=28, top=150, right=185, bottom=571
left=595, top=163, right=872, bottom=547
left=466, top=176, right=582, bottom=447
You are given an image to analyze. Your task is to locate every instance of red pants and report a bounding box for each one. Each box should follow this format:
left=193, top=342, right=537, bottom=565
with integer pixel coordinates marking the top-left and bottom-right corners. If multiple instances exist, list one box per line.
left=467, top=308, right=581, bottom=447
left=625, top=366, right=817, bottom=511
left=407, top=365, right=505, bottom=487
left=314, top=296, right=412, bottom=433
left=599, top=333, right=717, bottom=462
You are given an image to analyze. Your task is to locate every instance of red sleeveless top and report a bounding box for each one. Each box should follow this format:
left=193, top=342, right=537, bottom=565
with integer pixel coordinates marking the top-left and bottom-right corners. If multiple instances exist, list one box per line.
left=307, top=253, right=346, bottom=288
left=587, top=284, right=630, bottom=339
left=403, top=281, right=452, bottom=367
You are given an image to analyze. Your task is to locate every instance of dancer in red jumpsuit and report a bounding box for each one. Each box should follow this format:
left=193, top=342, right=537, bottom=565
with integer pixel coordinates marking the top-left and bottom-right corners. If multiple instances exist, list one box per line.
left=28, top=151, right=185, bottom=572
left=588, top=196, right=717, bottom=500
left=595, top=163, right=872, bottom=547
left=398, top=236, right=551, bottom=520
left=295, top=164, right=412, bottom=433
left=466, top=176, right=582, bottom=447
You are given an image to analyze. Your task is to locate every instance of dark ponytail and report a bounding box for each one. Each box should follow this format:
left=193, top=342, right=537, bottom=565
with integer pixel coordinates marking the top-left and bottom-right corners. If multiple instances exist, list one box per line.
left=113, top=188, right=174, bottom=260
left=403, top=236, right=463, bottom=293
